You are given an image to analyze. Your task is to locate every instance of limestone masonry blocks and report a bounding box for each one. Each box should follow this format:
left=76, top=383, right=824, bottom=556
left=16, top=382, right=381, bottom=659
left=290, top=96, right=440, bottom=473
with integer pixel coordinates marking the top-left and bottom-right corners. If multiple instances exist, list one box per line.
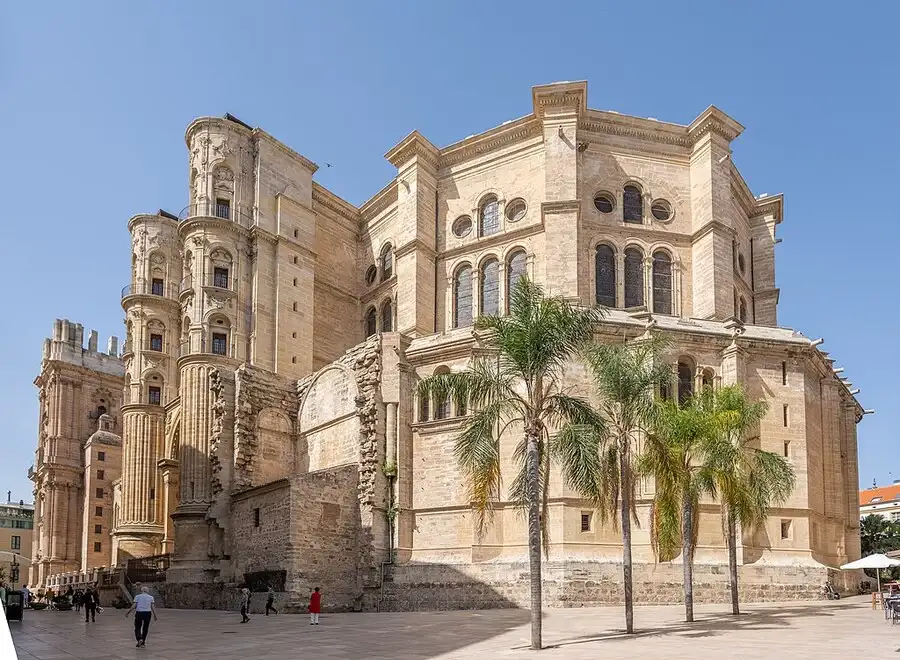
left=31, top=82, right=862, bottom=609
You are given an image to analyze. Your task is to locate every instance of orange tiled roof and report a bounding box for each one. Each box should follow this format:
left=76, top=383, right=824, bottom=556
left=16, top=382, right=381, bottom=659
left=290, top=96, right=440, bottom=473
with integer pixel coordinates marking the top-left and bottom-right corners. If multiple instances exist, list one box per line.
left=860, top=484, right=900, bottom=506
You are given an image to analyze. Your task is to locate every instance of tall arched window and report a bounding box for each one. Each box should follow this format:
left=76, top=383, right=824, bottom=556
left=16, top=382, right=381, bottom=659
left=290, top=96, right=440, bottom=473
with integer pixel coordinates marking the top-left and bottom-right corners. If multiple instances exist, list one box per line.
left=381, top=300, right=393, bottom=332
left=419, top=393, right=430, bottom=422
left=480, top=258, right=500, bottom=317
left=479, top=195, right=500, bottom=237
left=380, top=244, right=393, bottom=282
left=506, top=250, right=527, bottom=312
left=595, top=244, right=616, bottom=307
left=624, top=247, right=645, bottom=308
left=365, top=307, right=377, bottom=337
left=434, top=366, right=450, bottom=420
left=739, top=297, right=747, bottom=323
left=623, top=185, right=643, bottom=223
left=701, top=369, right=714, bottom=391
left=678, top=361, right=694, bottom=406
left=453, top=265, right=473, bottom=328
left=652, top=250, right=673, bottom=315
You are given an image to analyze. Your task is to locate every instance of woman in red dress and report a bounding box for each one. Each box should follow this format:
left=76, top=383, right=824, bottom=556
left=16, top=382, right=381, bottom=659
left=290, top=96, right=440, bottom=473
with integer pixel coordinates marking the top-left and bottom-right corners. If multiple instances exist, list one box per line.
left=309, top=587, right=321, bottom=625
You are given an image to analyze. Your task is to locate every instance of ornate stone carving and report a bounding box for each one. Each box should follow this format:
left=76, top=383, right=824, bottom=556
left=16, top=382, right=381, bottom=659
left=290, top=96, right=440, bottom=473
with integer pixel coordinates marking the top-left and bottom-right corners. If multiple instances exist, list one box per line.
left=209, top=368, right=226, bottom=496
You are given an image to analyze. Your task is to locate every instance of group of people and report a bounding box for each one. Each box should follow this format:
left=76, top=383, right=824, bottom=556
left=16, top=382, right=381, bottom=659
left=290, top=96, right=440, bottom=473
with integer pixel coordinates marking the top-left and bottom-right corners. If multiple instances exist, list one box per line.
left=240, top=586, right=321, bottom=625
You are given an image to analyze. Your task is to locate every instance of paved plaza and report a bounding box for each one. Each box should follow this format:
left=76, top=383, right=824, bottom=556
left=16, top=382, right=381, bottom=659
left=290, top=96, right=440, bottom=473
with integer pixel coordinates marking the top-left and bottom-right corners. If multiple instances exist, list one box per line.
left=10, top=596, right=900, bottom=659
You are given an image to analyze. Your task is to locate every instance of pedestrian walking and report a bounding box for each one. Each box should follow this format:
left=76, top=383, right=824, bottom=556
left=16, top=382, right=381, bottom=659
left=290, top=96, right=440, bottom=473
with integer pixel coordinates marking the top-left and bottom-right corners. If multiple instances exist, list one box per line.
left=265, top=587, right=278, bottom=616
left=83, top=586, right=98, bottom=622
left=239, top=588, right=250, bottom=623
left=309, top=587, right=321, bottom=626
left=125, top=586, right=158, bottom=648
left=21, top=585, right=30, bottom=609
left=74, top=589, right=83, bottom=612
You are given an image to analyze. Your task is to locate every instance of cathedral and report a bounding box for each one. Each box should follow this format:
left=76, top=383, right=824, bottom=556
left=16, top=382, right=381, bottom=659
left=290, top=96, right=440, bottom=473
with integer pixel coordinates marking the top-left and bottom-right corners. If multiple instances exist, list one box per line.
left=30, top=81, right=863, bottom=609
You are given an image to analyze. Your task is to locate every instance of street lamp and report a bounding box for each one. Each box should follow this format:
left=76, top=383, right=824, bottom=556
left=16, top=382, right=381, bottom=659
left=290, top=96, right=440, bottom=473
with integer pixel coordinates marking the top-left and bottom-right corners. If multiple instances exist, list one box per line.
left=11, top=556, right=19, bottom=585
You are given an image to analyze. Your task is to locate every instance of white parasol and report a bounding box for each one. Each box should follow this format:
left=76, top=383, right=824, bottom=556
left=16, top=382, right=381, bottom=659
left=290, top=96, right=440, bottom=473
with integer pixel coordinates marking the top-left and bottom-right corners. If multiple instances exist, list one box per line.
left=841, top=553, right=900, bottom=595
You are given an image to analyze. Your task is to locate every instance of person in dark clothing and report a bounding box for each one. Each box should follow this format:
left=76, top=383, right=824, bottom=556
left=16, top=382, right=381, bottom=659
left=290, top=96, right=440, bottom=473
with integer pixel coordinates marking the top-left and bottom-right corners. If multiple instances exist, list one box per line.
left=83, top=587, right=98, bottom=622
left=239, top=588, right=250, bottom=623
left=265, top=587, right=278, bottom=616
left=74, top=589, right=83, bottom=612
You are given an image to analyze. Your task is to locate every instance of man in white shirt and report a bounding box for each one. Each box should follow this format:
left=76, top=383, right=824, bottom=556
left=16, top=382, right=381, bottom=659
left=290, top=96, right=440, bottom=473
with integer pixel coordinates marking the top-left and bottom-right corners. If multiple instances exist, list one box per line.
left=125, top=586, right=158, bottom=648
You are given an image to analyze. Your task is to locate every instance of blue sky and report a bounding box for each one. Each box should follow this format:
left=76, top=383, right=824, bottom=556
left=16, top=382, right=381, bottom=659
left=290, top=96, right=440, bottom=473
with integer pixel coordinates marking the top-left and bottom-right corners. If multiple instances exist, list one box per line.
left=1, top=1, right=897, bottom=501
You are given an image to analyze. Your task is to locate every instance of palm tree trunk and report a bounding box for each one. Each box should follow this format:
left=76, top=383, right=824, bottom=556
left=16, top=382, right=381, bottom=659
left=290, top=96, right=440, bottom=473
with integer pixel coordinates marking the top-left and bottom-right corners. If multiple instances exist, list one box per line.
left=526, top=426, right=543, bottom=649
left=682, top=497, right=694, bottom=623
left=727, top=509, right=740, bottom=615
left=620, top=448, right=634, bottom=634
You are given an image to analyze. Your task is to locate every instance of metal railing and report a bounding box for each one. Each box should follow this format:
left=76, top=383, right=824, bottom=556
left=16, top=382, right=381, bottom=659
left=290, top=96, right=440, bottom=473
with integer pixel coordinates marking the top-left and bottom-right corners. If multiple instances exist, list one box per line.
left=178, top=201, right=254, bottom=224
left=178, top=273, right=238, bottom=293
left=121, top=281, right=177, bottom=300
left=126, top=554, right=171, bottom=583
left=178, top=338, right=234, bottom=358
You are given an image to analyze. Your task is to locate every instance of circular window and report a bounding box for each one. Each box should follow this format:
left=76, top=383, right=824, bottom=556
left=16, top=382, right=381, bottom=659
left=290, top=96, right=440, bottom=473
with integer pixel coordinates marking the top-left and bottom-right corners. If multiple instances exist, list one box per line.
left=506, top=199, right=527, bottom=223
left=452, top=215, right=473, bottom=238
left=651, top=199, right=672, bottom=221
left=593, top=193, right=615, bottom=214
left=365, top=265, right=377, bottom=286
left=738, top=254, right=746, bottom=274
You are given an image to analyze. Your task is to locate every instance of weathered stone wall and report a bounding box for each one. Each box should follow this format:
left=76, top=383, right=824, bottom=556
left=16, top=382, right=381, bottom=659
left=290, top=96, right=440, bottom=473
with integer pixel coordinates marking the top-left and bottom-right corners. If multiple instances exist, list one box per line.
left=229, top=465, right=362, bottom=611
left=375, top=561, right=833, bottom=611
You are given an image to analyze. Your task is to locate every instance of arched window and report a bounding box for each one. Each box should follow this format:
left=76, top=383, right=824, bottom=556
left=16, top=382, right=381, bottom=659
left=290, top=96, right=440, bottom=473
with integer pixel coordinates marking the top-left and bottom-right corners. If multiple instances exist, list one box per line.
left=479, top=195, right=500, bottom=237
left=419, top=393, right=430, bottom=422
left=701, top=369, right=714, bottom=391
left=381, top=299, right=393, bottom=332
left=365, top=307, right=377, bottom=337
left=96, top=405, right=107, bottom=417
left=506, top=250, right=527, bottom=312
left=480, top=258, right=500, bottom=317
left=380, top=244, right=393, bottom=282
left=739, top=297, right=747, bottom=323
left=678, top=361, right=694, bottom=406
left=455, top=395, right=468, bottom=417
left=208, top=315, right=230, bottom=356
left=623, top=185, right=643, bottom=223
left=624, top=247, right=645, bottom=308
left=652, top=251, right=673, bottom=315
left=595, top=244, right=616, bottom=307
left=434, top=367, right=450, bottom=420
left=453, top=265, right=473, bottom=328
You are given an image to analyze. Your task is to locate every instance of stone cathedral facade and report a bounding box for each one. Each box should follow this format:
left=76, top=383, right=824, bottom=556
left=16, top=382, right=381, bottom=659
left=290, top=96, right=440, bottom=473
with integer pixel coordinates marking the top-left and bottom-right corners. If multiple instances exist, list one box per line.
left=32, top=82, right=863, bottom=608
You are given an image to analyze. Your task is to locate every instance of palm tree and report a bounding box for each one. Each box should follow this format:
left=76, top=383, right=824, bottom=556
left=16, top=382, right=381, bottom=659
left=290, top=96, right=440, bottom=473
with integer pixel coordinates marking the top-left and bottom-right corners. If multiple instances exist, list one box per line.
left=583, top=337, right=672, bottom=634
left=708, top=385, right=795, bottom=615
left=417, top=277, right=606, bottom=650
left=639, top=391, right=717, bottom=623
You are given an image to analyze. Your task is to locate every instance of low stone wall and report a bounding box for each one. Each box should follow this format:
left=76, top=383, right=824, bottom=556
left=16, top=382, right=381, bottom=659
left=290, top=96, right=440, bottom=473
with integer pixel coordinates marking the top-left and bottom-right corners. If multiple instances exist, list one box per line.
left=136, top=582, right=290, bottom=612
left=374, top=560, right=834, bottom=611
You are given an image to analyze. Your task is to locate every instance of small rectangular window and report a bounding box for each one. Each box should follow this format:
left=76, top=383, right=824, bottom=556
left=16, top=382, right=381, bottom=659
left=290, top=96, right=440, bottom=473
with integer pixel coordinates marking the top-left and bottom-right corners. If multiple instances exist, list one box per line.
left=151, top=278, right=165, bottom=296
left=253, top=508, right=260, bottom=528
left=781, top=361, right=787, bottom=386
left=293, top=229, right=299, bottom=238
left=419, top=396, right=430, bottom=423
left=780, top=519, right=792, bottom=540
left=93, top=542, right=102, bottom=553
left=148, top=386, right=162, bottom=406
left=97, top=469, right=105, bottom=480
left=212, top=333, right=228, bottom=356
left=292, top=256, right=298, bottom=265
left=292, top=301, right=298, bottom=312
left=11, top=535, right=21, bottom=550
left=213, top=267, right=230, bottom=289
left=150, top=488, right=155, bottom=500
left=293, top=278, right=297, bottom=287
left=94, top=524, right=102, bottom=534
left=150, top=333, right=163, bottom=352
left=783, top=441, right=790, bottom=458
left=581, top=512, right=592, bottom=533
left=95, top=488, right=104, bottom=498
left=783, top=404, right=789, bottom=428
left=95, top=506, right=103, bottom=517
left=215, top=198, right=231, bottom=219
left=98, top=451, right=105, bottom=462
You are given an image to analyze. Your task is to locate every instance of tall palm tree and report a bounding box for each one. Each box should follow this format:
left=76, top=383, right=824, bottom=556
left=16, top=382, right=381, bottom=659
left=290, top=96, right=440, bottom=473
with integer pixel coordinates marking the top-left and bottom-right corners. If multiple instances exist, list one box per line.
left=417, top=278, right=606, bottom=650
left=639, top=391, right=717, bottom=623
left=708, top=385, right=795, bottom=615
left=583, top=337, right=672, bottom=634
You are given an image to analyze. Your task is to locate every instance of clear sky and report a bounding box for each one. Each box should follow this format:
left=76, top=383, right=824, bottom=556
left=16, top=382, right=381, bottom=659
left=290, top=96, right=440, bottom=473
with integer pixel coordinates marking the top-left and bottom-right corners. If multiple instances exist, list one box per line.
left=1, top=1, right=897, bottom=502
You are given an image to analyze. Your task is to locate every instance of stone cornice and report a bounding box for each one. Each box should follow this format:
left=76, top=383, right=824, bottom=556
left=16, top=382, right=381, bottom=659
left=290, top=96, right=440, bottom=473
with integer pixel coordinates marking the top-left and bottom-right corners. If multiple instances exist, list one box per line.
left=252, top=128, right=318, bottom=174
left=359, top=180, right=399, bottom=221
left=127, top=213, right=179, bottom=234
left=121, top=403, right=166, bottom=416
left=311, top=183, right=360, bottom=223
left=542, top=199, right=581, bottom=215
left=532, top=80, right=588, bottom=118
left=440, top=117, right=542, bottom=168
left=439, top=221, right=546, bottom=261
left=184, top=116, right=252, bottom=146
left=385, top=131, right=441, bottom=170
left=688, top=106, right=744, bottom=144
left=360, top=275, right=396, bottom=305
left=177, top=216, right=251, bottom=241
left=579, top=111, right=691, bottom=149
left=691, top=219, right=737, bottom=243
left=751, top=194, right=783, bottom=222
left=395, top=238, right=437, bottom=260
left=249, top=225, right=278, bottom=246
left=232, top=477, right=290, bottom=501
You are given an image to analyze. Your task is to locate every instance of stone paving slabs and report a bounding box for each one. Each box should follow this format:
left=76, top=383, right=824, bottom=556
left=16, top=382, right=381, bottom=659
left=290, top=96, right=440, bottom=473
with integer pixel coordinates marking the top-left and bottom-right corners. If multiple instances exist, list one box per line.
left=10, top=597, right=900, bottom=659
